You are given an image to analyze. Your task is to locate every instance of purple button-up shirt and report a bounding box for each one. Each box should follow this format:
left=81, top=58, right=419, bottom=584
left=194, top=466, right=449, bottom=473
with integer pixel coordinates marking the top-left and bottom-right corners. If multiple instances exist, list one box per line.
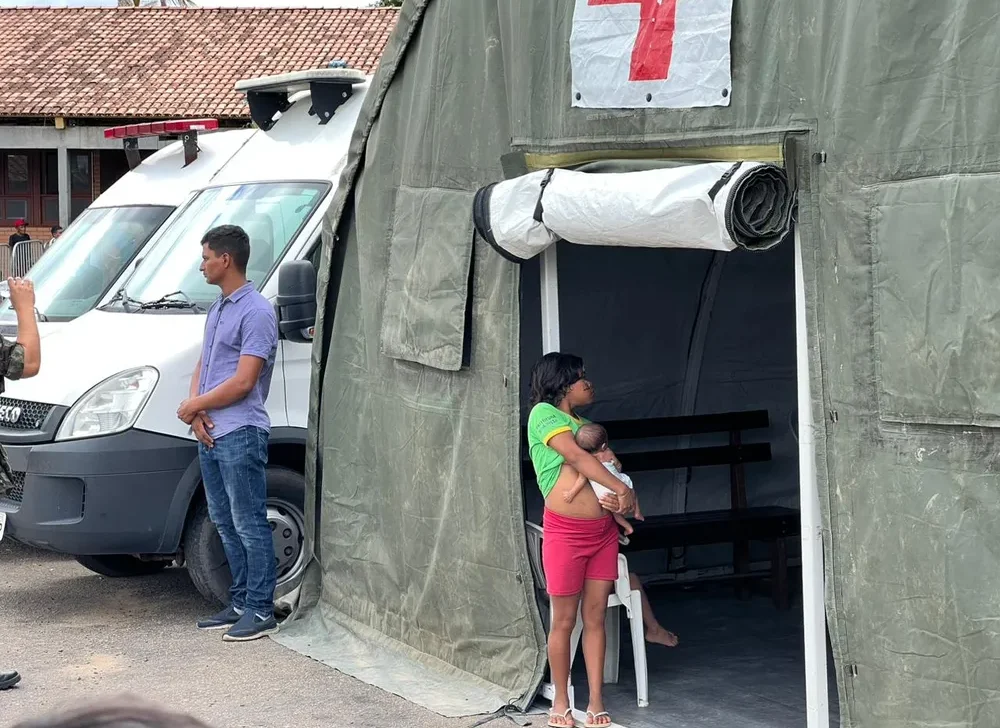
left=198, top=281, right=278, bottom=439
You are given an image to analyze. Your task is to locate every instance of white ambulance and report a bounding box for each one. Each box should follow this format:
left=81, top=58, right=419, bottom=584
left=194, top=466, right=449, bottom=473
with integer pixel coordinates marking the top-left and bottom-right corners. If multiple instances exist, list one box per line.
left=0, top=68, right=369, bottom=611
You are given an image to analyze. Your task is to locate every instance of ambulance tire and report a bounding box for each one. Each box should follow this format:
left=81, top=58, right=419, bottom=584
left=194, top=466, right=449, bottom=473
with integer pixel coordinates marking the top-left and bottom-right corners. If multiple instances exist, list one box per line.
left=184, top=466, right=307, bottom=609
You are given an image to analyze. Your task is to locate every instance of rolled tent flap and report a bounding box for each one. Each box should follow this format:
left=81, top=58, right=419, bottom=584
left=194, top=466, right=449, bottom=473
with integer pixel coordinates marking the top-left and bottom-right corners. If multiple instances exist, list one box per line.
left=472, top=161, right=796, bottom=262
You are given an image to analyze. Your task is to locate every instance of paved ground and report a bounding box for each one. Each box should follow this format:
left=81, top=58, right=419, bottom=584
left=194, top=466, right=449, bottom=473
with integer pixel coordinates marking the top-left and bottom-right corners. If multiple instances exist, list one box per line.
left=0, top=539, right=473, bottom=728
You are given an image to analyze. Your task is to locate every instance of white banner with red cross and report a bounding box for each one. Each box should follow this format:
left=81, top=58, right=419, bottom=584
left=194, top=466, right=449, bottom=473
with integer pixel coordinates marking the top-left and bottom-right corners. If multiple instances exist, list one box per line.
left=569, top=0, right=734, bottom=109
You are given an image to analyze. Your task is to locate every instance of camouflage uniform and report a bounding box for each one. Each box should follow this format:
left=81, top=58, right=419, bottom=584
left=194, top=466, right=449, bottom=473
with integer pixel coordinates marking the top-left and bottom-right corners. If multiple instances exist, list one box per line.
left=0, top=337, right=25, bottom=499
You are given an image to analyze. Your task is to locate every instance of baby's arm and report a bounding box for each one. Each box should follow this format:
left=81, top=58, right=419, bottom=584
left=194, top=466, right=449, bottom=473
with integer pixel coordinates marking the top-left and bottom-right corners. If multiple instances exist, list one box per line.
left=563, top=472, right=589, bottom=503
left=606, top=447, right=622, bottom=471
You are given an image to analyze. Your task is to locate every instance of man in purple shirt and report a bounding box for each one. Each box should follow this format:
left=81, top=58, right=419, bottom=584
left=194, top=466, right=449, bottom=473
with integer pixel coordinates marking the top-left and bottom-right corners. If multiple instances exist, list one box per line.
left=176, top=224, right=279, bottom=642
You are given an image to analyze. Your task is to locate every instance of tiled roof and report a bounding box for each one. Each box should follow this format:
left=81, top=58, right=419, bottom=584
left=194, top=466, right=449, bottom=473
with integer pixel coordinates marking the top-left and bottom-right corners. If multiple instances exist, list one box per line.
left=0, top=7, right=397, bottom=119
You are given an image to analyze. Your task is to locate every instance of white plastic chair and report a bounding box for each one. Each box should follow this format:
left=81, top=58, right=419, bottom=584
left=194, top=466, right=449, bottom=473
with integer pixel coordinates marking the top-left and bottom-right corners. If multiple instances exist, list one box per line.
left=525, top=521, right=649, bottom=709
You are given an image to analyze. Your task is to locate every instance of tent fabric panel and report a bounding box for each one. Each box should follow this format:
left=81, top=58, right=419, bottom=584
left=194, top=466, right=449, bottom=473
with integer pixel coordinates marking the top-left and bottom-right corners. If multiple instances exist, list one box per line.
left=276, top=0, right=548, bottom=716
left=380, top=185, right=476, bottom=372
left=275, top=590, right=519, bottom=718
left=816, top=149, right=1000, bottom=726
left=870, top=172, right=1000, bottom=426
left=277, top=0, right=1000, bottom=726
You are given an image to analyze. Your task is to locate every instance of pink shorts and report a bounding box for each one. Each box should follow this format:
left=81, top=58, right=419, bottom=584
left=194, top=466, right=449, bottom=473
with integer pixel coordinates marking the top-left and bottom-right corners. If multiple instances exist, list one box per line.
left=542, top=508, right=619, bottom=596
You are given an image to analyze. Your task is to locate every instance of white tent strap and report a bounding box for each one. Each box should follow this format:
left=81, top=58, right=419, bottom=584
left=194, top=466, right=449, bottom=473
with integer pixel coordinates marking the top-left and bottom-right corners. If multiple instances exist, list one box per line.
left=473, top=161, right=796, bottom=262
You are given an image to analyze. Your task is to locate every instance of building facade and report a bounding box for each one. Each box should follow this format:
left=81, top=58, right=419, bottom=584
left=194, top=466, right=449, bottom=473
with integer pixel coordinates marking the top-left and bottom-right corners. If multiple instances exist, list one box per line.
left=0, top=5, right=397, bottom=242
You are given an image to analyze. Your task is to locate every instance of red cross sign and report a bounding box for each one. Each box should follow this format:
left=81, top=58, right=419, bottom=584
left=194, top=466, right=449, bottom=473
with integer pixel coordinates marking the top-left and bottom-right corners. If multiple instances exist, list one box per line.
left=570, top=0, right=733, bottom=109
left=588, top=0, right=678, bottom=81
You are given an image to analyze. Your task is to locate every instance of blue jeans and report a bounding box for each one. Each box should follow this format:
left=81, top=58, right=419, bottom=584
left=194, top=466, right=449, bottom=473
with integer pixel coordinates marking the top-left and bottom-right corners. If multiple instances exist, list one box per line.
left=199, top=426, right=275, bottom=616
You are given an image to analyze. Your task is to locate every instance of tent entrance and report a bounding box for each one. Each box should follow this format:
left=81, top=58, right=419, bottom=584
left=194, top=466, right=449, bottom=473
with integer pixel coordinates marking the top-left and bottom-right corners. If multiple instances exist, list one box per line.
left=518, top=228, right=837, bottom=727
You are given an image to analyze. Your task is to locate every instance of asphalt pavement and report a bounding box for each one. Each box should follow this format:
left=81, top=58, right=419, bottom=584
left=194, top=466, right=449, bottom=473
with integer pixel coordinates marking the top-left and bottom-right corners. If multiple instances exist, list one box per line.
left=0, top=539, right=475, bottom=728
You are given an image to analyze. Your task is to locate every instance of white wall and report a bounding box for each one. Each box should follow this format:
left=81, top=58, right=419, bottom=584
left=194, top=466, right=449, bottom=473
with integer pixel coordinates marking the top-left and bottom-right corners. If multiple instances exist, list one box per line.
left=0, top=126, right=163, bottom=150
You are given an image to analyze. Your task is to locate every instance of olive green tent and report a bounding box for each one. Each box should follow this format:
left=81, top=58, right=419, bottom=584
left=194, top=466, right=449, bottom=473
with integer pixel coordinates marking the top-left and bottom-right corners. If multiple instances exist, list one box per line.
left=274, top=2, right=1000, bottom=727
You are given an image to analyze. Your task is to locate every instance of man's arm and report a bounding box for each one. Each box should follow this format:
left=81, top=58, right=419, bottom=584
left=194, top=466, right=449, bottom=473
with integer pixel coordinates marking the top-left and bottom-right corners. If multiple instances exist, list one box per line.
left=178, top=307, right=275, bottom=419
left=7, top=279, right=39, bottom=378
left=15, top=310, right=40, bottom=378
left=189, top=355, right=202, bottom=399
left=187, top=355, right=265, bottom=412
left=183, top=354, right=215, bottom=444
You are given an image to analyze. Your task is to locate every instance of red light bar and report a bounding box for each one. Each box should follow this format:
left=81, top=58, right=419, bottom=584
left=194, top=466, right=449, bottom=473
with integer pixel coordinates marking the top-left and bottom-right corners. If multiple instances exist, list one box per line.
left=103, top=118, right=219, bottom=140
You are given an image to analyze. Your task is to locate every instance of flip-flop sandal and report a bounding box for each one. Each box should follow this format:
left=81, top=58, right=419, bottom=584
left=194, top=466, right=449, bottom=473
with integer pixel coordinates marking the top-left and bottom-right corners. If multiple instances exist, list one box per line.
left=585, top=710, right=612, bottom=727
left=547, top=708, right=574, bottom=727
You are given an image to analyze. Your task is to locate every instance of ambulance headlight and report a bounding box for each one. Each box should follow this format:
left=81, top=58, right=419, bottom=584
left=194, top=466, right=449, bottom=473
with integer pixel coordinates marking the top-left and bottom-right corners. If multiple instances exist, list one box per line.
left=56, top=367, right=159, bottom=440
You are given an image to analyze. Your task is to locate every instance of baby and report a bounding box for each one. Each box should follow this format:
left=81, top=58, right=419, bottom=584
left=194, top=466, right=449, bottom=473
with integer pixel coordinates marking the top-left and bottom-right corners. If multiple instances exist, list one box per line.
left=564, top=422, right=644, bottom=534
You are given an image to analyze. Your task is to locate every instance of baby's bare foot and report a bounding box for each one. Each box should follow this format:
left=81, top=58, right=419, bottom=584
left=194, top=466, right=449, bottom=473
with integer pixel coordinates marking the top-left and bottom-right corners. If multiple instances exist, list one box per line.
left=614, top=514, right=633, bottom=535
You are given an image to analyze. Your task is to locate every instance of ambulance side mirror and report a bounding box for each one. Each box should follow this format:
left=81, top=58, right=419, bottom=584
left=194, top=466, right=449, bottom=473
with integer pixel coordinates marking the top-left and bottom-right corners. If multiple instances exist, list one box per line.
left=276, top=261, right=316, bottom=343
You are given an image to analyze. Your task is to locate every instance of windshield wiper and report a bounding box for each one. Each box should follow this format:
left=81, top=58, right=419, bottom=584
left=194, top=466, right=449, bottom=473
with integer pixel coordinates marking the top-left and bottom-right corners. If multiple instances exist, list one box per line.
left=99, top=287, right=143, bottom=312
left=137, top=291, right=205, bottom=312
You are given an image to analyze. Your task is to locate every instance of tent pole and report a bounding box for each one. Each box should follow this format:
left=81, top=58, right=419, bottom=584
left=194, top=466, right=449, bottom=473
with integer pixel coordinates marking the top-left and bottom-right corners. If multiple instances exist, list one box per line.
left=538, top=243, right=575, bottom=715
left=794, top=228, right=830, bottom=728
left=540, top=245, right=561, bottom=353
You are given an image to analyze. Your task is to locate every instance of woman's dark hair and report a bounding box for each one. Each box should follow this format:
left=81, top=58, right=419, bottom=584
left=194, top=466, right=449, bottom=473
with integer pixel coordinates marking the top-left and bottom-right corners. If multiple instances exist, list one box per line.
left=11, top=696, right=213, bottom=728
left=529, top=352, right=585, bottom=407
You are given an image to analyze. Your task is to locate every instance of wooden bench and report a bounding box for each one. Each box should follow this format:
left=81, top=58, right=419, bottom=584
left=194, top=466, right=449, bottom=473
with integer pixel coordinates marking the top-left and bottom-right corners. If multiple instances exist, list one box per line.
left=521, top=409, right=800, bottom=610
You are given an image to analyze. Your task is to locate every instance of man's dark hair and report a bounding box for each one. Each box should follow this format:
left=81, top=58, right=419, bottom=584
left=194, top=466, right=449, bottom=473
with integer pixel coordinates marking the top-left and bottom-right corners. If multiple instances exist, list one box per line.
left=201, top=224, right=250, bottom=273
left=11, top=696, right=213, bottom=728
left=529, top=352, right=585, bottom=407
left=51, top=225, right=62, bottom=235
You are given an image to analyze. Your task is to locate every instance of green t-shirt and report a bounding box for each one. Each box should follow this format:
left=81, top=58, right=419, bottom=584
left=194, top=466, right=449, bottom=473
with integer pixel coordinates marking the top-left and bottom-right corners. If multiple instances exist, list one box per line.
left=527, top=402, right=587, bottom=498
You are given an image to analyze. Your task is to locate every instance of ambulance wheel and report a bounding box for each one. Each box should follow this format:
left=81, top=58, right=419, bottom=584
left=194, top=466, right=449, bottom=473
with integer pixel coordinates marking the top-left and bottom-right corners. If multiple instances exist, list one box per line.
left=74, top=554, right=171, bottom=578
left=184, top=466, right=307, bottom=608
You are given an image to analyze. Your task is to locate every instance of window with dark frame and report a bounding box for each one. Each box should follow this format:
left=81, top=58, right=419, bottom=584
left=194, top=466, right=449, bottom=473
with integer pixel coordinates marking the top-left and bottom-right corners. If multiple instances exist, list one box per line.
left=42, top=151, right=59, bottom=226
left=1, top=153, right=32, bottom=226
left=3, top=150, right=95, bottom=228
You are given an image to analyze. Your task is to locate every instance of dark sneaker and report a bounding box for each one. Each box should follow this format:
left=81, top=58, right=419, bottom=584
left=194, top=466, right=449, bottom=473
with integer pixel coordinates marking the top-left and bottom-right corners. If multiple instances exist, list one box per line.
left=0, top=670, right=21, bottom=690
left=197, top=605, right=243, bottom=631
left=222, top=611, right=278, bottom=642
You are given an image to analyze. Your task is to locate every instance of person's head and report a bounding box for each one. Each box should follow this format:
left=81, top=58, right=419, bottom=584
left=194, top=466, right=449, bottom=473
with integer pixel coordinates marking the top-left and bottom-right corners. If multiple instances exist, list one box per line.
left=200, top=224, right=250, bottom=287
left=10, top=695, right=213, bottom=728
left=51, top=225, right=62, bottom=239
left=528, top=352, right=593, bottom=409
left=575, top=423, right=612, bottom=461
left=14, top=219, right=26, bottom=234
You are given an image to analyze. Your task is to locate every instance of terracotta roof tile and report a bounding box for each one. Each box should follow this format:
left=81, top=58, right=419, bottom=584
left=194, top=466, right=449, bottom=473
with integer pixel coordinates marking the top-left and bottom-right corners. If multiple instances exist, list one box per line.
left=0, top=7, right=397, bottom=120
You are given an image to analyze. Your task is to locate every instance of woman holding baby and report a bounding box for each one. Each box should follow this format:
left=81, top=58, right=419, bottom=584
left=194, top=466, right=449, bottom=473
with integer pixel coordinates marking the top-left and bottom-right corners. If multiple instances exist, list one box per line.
left=527, top=352, right=637, bottom=728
